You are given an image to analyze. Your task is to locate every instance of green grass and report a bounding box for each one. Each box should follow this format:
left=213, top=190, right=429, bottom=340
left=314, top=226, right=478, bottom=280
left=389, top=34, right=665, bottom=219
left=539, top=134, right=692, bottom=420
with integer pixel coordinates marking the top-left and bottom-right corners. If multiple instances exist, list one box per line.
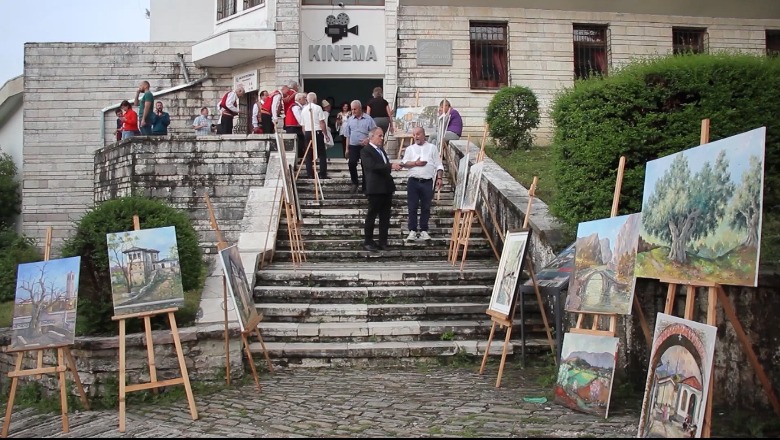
left=0, top=300, right=12, bottom=328
left=485, top=145, right=557, bottom=205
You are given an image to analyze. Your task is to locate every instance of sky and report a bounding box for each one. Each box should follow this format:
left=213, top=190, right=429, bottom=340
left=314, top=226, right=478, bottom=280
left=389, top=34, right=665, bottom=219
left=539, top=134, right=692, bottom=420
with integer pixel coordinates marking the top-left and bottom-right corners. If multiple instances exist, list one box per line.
left=0, top=0, right=151, bottom=86
left=15, top=256, right=82, bottom=301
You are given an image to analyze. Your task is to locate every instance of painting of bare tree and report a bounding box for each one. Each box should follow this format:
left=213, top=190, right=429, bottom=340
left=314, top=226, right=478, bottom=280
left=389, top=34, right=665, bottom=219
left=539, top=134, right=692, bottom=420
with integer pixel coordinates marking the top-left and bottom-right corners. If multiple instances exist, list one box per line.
left=107, top=226, right=184, bottom=317
left=10, top=256, right=81, bottom=351
left=488, top=230, right=532, bottom=318
left=636, top=127, right=765, bottom=286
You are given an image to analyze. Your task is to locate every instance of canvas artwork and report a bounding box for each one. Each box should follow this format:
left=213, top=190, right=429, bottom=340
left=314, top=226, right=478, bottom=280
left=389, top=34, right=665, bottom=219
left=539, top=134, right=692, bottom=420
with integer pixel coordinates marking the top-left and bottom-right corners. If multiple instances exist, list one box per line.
left=276, top=131, right=294, bottom=205
left=637, top=313, right=717, bottom=438
left=636, top=127, right=765, bottom=287
left=107, top=226, right=184, bottom=316
left=10, top=257, right=81, bottom=351
left=554, top=332, right=619, bottom=418
left=488, top=230, right=532, bottom=318
left=565, top=213, right=641, bottom=315
left=393, top=106, right=438, bottom=136
left=461, top=161, right=484, bottom=211
left=289, top=164, right=303, bottom=223
left=452, top=153, right=470, bottom=210
left=219, top=245, right=259, bottom=331
left=524, top=242, right=576, bottom=290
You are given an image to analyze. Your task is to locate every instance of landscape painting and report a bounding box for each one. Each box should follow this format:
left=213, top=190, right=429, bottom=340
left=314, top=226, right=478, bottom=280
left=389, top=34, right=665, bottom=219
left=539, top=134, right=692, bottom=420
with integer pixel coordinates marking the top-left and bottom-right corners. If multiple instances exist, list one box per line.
left=461, top=161, right=484, bottom=211
left=276, top=131, right=294, bottom=205
left=219, top=245, right=259, bottom=331
left=554, top=333, right=619, bottom=418
left=565, top=213, right=641, bottom=315
left=10, top=257, right=81, bottom=351
left=636, top=127, right=765, bottom=287
left=488, top=230, right=532, bottom=318
left=453, top=153, right=469, bottom=210
left=393, top=106, right=438, bottom=136
left=525, top=242, right=575, bottom=290
left=107, top=226, right=184, bottom=317
left=637, top=313, right=717, bottom=438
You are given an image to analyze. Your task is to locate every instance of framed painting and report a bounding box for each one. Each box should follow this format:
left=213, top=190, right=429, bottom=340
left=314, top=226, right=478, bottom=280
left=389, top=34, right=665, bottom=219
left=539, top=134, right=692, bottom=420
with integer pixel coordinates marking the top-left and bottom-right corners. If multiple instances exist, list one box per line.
left=565, top=213, right=641, bottom=315
left=10, top=256, right=81, bottom=351
left=219, top=245, right=259, bottom=331
left=554, top=332, right=619, bottom=419
left=461, top=161, right=484, bottom=211
left=488, top=229, right=532, bottom=318
left=106, top=226, right=184, bottom=317
left=393, top=106, right=438, bottom=137
left=637, top=313, right=717, bottom=438
left=289, top=164, right=303, bottom=224
left=452, top=153, right=469, bottom=210
left=524, top=241, right=575, bottom=290
left=636, top=127, right=765, bottom=287
left=276, top=131, right=294, bottom=205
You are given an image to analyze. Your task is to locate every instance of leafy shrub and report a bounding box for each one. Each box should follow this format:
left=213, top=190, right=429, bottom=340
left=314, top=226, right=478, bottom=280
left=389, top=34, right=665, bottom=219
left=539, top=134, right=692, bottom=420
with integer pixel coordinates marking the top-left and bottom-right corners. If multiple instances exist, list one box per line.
left=0, top=151, right=21, bottom=228
left=61, top=196, right=206, bottom=335
left=0, top=228, right=41, bottom=302
left=550, top=53, right=780, bottom=262
left=486, top=86, right=541, bottom=151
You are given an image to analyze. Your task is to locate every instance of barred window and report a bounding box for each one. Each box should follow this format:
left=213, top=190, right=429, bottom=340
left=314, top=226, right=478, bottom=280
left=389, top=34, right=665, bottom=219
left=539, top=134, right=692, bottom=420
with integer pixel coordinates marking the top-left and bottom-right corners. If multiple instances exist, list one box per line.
left=302, top=0, right=384, bottom=4
left=673, top=27, right=708, bottom=54
left=470, top=22, right=509, bottom=89
left=244, top=0, right=264, bottom=9
left=767, top=30, right=780, bottom=56
left=217, top=0, right=237, bottom=20
left=573, top=24, right=609, bottom=80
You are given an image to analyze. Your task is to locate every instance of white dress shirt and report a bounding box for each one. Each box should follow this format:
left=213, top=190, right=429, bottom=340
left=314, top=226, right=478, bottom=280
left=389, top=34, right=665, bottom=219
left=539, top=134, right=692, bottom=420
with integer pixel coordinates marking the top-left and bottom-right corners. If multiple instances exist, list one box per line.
left=252, top=103, right=260, bottom=129
left=223, top=91, right=239, bottom=114
left=271, top=92, right=284, bottom=122
left=301, top=103, right=327, bottom=132
left=292, top=102, right=304, bottom=126
left=401, top=141, right=444, bottom=180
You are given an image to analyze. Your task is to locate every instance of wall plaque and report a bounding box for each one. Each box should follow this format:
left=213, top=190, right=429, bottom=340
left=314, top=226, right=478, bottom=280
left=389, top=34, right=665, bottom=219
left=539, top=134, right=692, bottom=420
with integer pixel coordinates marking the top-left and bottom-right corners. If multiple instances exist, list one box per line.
left=417, top=39, right=452, bottom=66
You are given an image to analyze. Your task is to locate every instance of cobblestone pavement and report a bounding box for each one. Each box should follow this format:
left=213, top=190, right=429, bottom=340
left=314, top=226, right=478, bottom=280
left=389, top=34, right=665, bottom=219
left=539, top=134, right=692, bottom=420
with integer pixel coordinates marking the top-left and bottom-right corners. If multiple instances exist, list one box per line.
left=2, top=361, right=642, bottom=438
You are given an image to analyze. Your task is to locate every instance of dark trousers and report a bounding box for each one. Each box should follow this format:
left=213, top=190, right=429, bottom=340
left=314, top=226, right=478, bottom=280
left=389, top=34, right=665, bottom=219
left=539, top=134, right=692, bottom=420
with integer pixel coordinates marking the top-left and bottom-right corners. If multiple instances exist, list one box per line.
left=348, top=144, right=364, bottom=186
left=139, top=125, right=152, bottom=135
left=407, top=177, right=434, bottom=232
left=261, top=113, right=274, bottom=134
left=218, top=116, right=234, bottom=135
left=304, top=131, right=327, bottom=178
left=365, top=194, right=392, bottom=245
left=285, top=126, right=305, bottom=159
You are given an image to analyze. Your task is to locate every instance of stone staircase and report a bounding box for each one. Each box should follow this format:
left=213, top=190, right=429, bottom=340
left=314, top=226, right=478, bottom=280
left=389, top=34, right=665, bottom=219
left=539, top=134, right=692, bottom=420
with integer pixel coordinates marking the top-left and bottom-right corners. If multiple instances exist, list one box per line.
left=250, top=153, right=551, bottom=367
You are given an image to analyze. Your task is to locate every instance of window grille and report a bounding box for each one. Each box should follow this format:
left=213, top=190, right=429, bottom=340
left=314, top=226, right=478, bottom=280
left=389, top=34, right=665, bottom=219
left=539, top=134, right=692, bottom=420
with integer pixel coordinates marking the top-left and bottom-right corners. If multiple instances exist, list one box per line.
left=217, top=0, right=237, bottom=20
left=767, top=30, right=780, bottom=56
left=573, top=24, right=609, bottom=80
left=469, top=22, right=509, bottom=89
left=302, top=0, right=384, bottom=4
left=673, top=27, right=708, bottom=54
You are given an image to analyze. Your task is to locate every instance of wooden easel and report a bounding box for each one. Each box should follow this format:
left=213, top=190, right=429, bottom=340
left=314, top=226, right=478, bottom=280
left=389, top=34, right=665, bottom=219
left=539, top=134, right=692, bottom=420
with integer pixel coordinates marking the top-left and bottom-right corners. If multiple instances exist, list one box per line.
left=654, top=119, right=780, bottom=437
left=111, top=215, right=197, bottom=433
left=276, top=131, right=307, bottom=265
left=204, top=193, right=274, bottom=391
left=2, top=227, right=90, bottom=438
left=478, top=182, right=557, bottom=387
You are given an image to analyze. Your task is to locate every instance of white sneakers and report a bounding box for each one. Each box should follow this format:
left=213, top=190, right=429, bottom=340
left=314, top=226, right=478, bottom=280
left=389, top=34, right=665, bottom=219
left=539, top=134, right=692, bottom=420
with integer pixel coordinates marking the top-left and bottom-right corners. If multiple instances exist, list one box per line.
left=406, top=231, right=432, bottom=241
left=418, top=231, right=432, bottom=241
left=406, top=230, right=418, bottom=241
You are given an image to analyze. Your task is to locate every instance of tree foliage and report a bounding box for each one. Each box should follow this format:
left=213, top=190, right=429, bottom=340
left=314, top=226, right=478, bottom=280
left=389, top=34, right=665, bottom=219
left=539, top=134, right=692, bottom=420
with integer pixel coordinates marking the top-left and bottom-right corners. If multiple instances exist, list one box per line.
left=486, top=86, right=540, bottom=151
left=729, top=155, right=763, bottom=248
left=0, top=151, right=21, bottom=228
left=0, top=228, right=41, bottom=302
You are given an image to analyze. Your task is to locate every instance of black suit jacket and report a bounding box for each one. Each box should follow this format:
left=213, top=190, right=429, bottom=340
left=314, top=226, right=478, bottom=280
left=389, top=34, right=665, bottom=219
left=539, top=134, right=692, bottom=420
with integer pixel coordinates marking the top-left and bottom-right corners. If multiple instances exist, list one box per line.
left=360, top=144, right=396, bottom=195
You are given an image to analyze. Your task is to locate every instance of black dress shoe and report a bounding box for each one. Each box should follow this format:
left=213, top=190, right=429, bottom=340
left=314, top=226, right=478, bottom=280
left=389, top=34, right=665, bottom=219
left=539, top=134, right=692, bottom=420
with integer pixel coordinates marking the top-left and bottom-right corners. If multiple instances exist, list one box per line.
left=362, top=242, right=379, bottom=252
left=377, top=242, right=389, bottom=250
left=319, top=175, right=330, bottom=180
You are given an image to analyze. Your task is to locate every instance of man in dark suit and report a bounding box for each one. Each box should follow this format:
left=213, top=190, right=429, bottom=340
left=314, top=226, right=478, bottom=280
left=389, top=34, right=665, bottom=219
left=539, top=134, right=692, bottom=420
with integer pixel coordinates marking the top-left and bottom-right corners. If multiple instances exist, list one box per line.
left=360, top=127, right=401, bottom=252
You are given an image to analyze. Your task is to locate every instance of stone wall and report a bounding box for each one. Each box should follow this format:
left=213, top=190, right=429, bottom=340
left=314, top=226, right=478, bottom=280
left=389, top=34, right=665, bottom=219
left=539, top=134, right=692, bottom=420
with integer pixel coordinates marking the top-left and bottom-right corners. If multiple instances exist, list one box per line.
left=275, top=0, right=301, bottom=87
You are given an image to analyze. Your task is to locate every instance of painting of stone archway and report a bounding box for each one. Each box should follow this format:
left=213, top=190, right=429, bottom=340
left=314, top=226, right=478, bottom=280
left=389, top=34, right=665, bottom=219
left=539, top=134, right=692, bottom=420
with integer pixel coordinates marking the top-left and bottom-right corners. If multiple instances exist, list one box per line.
left=637, top=313, right=717, bottom=438
left=635, top=127, right=765, bottom=287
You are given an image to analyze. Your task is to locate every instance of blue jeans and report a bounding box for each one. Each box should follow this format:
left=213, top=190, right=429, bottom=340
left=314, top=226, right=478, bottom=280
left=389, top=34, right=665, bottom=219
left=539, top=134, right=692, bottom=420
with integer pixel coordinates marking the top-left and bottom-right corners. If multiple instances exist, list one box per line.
left=407, top=177, right=434, bottom=232
left=121, top=130, right=138, bottom=140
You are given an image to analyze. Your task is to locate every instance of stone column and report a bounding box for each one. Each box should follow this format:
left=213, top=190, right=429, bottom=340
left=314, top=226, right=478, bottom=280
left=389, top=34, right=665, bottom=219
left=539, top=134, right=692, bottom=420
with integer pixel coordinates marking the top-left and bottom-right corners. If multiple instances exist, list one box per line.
left=275, top=0, right=301, bottom=87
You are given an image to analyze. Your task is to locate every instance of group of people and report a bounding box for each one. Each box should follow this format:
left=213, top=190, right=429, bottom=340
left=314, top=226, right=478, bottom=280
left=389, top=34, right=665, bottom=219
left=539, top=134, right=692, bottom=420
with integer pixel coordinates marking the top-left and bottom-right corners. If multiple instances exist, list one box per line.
left=114, top=81, right=171, bottom=140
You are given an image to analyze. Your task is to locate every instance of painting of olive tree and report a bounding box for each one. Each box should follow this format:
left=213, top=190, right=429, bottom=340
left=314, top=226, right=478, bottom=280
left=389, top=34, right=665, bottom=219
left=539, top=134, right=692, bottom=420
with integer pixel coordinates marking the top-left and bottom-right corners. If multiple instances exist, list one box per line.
left=107, top=226, right=184, bottom=316
left=10, top=257, right=81, bottom=351
left=636, top=127, right=765, bottom=286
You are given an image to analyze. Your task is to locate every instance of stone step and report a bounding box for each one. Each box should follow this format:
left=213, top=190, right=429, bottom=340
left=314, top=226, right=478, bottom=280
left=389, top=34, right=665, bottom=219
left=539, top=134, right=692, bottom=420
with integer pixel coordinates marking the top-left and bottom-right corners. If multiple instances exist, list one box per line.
left=255, top=302, right=490, bottom=323
left=276, top=237, right=489, bottom=251
left=299, top=206, right=456, bottom=218
left=277, top=226, right=477, bottom=238
left=272, top=246, right=495, bottom=262
left=294, top=216, right=461, bottom=228
left=297, top=195, right=454, bottom=205
left=255, top=284, right=493, bottom=304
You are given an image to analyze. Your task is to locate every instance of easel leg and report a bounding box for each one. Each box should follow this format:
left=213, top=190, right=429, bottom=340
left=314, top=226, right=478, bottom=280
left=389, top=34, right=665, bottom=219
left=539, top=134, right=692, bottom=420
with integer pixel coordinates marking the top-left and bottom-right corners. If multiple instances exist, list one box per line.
left=526, top=258, right=556, bottom=363
left=496, top=324, right=513, bottom=388
left=118, top=319, right=126, bottom=433
left=64, top=347, right=90, bottom=410
left=254, top=328, right=274, bottom=374
left=57, top=348, right=69, bottom=433
left=1, top=353, right=24, bottom=437
left=143, top=315, right=159, bottom=395
left=241, top=332, right=261, bottom=391
left=448, top=210, right=461, bottom=263
left=167, top=312, right=198, bottom=421
left=222, top=275, right=231, bottom=386
left=459, top=212, right=474, bottom=271
left=479, top=321, right=497, bottom=375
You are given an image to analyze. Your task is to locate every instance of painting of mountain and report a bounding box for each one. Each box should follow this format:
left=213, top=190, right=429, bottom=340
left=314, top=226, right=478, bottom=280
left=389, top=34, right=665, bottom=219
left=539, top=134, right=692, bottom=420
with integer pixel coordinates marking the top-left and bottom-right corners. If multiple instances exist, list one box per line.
left=565, top=214, right=641, bottom=315
left=554, top=332, right=619, bottom=418
left=638, top=314, right=717, bottom=438
left=524, top=242, right=575, bottom=289
left=635, top=127, right=765, bottom=287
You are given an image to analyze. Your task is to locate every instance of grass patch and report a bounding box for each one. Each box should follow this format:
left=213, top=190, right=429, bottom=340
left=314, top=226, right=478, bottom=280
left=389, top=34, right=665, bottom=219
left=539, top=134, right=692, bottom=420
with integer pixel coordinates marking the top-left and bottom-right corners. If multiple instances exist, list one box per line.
left=440, top=330, right=456, bottom=341
left=485, top=145, right=557, bottom=205
left=0, top=300, right=12, bottom=328
left=428, top=426, right=443, bottom=435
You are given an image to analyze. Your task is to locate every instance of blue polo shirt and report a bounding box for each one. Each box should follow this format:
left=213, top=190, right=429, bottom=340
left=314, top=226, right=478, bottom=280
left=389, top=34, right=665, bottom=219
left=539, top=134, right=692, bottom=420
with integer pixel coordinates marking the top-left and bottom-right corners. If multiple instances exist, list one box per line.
left=343, top=114, right=377, bottom=146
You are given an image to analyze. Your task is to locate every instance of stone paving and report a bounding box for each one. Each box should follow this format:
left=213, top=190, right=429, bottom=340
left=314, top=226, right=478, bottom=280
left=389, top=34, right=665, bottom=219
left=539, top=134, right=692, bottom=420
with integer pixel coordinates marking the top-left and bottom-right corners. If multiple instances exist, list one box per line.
left=1, top=361, right=643, bottom=438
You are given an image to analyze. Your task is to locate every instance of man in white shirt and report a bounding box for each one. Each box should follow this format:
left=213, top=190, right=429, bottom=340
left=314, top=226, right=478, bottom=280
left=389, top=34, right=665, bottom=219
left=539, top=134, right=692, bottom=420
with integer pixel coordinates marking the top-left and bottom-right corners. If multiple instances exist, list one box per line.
left=217, top=84, right=245, bottom=135
left=301, top=92, right=332, bottom=179
left=400, top=127, right=444, bottom=242
left=251, top=94, right=262, bottom=134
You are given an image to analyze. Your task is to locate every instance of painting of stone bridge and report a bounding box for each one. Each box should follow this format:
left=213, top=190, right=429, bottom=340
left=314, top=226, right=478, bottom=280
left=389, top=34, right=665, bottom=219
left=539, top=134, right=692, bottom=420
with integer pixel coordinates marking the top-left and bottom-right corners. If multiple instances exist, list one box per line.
left=565, top=213, right=641, bottom=315
left=635, top=127, right=765, bottom=287
left=637, top=313, right=717, bottom=438
left=554, top=332, right=619, bottom=418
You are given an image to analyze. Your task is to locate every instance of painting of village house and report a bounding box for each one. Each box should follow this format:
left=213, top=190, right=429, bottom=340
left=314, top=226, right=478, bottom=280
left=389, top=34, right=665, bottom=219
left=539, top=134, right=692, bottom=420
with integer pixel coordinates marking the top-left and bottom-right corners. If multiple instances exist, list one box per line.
left=10, top=256, right=81, bottom=351
left=219, top=245, right=259, bottom=332
left=106, top=226, right=184, bottom=317
left=565, top=213, right=641, bottom=315
left=554, top=332, right=619, bottom=418
left=637, top=313, right=717, bottom=438
left=392, top=106, right=438, bottom=136
left=636, top=127, right=765, bottom=287
left=488, top=230, right=531, bottom=318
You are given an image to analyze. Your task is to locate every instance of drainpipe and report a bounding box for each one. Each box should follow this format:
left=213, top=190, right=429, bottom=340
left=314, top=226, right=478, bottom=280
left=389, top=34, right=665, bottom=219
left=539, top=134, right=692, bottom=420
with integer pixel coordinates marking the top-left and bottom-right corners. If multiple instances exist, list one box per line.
left=100, top=68, right=210, bottom=143
left=177, top=53, right=191, bottom=83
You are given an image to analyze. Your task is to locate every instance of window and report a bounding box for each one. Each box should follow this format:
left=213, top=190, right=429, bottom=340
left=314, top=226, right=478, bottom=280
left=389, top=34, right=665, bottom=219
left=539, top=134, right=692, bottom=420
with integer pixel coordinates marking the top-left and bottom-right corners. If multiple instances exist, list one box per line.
left=469, top=22, right=509, bottom=89
left=244, top=0, right=264, bottom=9
left=673, top=27, right=708, bottom=54
left=573, top=24, right=609, bottom=79
left=767, top=30, right=780, bottom=56
left=217, top=0, right=237, bottom=20
left=302, top=0, right=384, bottom=4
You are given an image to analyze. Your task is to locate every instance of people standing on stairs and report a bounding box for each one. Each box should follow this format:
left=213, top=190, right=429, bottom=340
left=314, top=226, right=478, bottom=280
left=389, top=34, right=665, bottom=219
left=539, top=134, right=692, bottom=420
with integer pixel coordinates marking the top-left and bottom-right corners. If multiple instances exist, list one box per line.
left=217, top=84, right=245, bottom=134
left=119, top=100, right=139, bottom=140
left=361, top=127, right=401, bottom=252
left=150, top=101, right=171, bottom=135
left=401, top=127, right=444, bottom=242
left=343, top=100, right=377, bottom=194
left=366, top=87, right=394, bottom=138
left=322, top=100, right=338, bottom=155
left=264, top=81, right=299, bottom=134
left=193, top=107, right=212, bottom=136
left=114, top=108, right=123, bottom=142
left=336, top=101, right=351, bottom=158
left=251, top=93, right=263, bottom=134
left=427, top=99, right=463, bottom=147
left=134, top=80, right=155, bottom=135
left=301, top=92, right=332, bottom=180
left=285, top=92, right=307, bottom=160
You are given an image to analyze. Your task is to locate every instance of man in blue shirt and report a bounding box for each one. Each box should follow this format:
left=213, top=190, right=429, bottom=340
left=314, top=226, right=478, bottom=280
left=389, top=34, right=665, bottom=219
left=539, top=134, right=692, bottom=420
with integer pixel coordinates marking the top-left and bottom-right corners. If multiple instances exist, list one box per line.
left=343, top=100, right=377, bottom=193
left=151, top=101, right=171, bottom=135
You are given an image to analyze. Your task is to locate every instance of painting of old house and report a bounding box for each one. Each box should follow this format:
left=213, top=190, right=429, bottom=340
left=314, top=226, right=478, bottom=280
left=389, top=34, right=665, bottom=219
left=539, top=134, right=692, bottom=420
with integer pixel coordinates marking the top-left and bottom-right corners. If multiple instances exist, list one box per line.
left=638, top=313, right=717, bottom=438
left=488, top=230, right=531, bottom=318
left=554, top=332, right=619, bottom=418
left=393, top=106, right=438, bottom=136
left=219, top=245, right=259, bottom=331
left=636, top=127, right=765, bottom=286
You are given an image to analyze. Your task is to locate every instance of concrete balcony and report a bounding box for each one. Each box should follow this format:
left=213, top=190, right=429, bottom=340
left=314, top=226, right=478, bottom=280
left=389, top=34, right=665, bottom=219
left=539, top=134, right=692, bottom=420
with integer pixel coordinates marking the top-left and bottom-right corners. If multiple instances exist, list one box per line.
left=192, top=28, right=276, bottom=67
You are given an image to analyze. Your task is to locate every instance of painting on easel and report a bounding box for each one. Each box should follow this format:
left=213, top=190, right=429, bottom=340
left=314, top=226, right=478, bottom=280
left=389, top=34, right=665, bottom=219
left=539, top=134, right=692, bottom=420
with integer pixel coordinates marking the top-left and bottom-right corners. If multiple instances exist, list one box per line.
left=10, top=256, right=81, bottom=351
left=525, top=242, right=575, bottom=290
left=461, top=161, right=484, bottom=211
left=636, top=127, right=765, bottom=287
left=107, top=226, right=184, bottom=316
left=566, top=213, right=641, bottom=315
left=637, top=313, right=717, bottom=438
left=452, top=153, right=469, bottom=210
left=393, top=106, right=438, bottom=136
left=554, top=332, right=619, bottom=418
left=488, top=230, right=532, bottom=317
left=219, top=245, right=258, bottom=331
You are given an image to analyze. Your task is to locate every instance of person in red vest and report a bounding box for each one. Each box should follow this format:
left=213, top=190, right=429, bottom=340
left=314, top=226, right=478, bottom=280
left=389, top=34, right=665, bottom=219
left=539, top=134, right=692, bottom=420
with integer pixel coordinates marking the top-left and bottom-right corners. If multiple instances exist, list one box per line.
left=217, top=84, right=245, bottom=135
left=261, top=81, right=298, bottom=134
left=284, top=92, right=306, bottom=159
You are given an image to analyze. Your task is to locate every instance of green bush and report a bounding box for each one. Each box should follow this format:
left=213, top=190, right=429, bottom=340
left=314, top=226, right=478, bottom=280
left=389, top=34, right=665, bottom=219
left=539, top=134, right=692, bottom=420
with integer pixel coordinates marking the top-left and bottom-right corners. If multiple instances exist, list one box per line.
left=0, top=228, right=41, bottom=302
left=486, top=85, right=541, bottom=151
left=0, top=151, right=21, bottom=228
left=550, top=53, right=780, bottom=262
left=61, top=196, right=206, bottom=335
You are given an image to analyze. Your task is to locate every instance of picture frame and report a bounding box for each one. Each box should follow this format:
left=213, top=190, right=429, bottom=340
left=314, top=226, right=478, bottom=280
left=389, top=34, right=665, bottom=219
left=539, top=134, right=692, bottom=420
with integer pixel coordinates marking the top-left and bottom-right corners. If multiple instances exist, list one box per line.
left=461, top=161, right=484, bottom=211
left=218, top=245, right=258, bottom=331
left=487, top=229, right=532, bottom=319
left=453, top=153, right=469, bottom=210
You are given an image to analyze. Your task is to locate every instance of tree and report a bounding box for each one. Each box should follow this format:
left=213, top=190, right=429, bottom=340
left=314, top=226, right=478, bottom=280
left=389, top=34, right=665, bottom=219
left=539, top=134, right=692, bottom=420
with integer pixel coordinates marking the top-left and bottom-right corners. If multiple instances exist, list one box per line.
left=642, top=151, right=734, bottom=264
left=0, top=151, right=21, bottom=228
left=107, top=232, right=138, bottom=294
left=17, top=262, right=63, bottom=336
left=729, top=155, right=762, bottom=248
left=485, top=86, right=540, bottom=151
